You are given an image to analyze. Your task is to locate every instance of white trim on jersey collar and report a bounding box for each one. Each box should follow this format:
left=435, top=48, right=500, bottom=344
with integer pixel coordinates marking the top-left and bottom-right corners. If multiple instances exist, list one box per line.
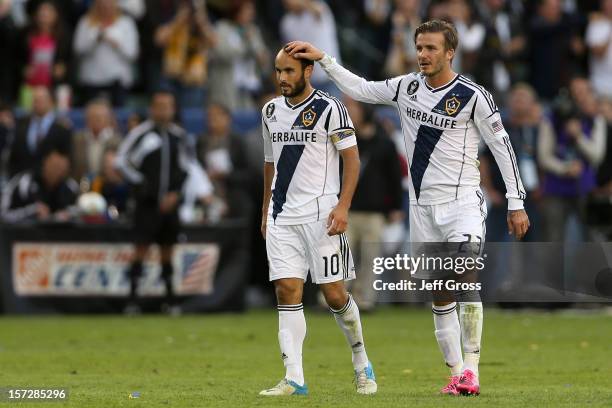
left=423, top=73, right=460, bottom=93
left=284, top=89, right=317, bottom=110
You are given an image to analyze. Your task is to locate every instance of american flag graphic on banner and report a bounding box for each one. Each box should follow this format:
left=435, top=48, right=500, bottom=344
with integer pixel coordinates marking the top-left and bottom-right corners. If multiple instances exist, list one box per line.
left=180, top=245, right=220, bottom=295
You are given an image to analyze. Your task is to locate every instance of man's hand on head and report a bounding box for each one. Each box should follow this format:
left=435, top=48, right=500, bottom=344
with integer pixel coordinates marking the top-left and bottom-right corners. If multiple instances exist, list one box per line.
left=284, top=41, right=325, bottom=61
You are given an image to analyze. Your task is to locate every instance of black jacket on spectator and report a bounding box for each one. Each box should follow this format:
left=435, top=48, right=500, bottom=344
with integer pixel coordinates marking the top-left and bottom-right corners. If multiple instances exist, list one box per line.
left=8, top=116, right=72, bottom=176
left=115, top=120, right=188, bottom=207
left=351, top=127, right=403, bottom=215
left=0, top=170, right=78, bottom=222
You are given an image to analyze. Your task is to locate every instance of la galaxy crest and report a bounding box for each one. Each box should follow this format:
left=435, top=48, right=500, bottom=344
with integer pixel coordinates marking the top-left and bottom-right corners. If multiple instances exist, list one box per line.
left=302, top=108, right=316, bottom=127
left=407, top=80, right=419, bottom=95
left=266, top=103, right=275, bottom=118
left=445, top=96, right=461, bottom=115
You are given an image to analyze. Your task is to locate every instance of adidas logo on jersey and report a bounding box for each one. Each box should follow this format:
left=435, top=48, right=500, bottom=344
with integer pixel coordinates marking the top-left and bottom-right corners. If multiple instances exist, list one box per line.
left=409, top=94, right=418, bottom=101
left=269, top=115, right=277, bottom=123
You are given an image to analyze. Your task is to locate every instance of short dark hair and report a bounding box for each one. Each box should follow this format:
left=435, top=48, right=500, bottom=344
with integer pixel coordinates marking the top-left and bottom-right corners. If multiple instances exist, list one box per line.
left=281, top=45, right=314, bottom=71
left=414, top=19, right=459, bottom=52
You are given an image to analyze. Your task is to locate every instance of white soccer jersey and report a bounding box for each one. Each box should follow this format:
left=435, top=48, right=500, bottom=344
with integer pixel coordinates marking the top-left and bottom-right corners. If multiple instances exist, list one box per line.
left=262, top=89, right=357, bottom=225
left=318, top=54, right=526, bottom=210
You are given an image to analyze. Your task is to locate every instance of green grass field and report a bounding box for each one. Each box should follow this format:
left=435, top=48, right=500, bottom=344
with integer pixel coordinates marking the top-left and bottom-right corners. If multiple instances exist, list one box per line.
left=0, top=307, right=611, bottom=407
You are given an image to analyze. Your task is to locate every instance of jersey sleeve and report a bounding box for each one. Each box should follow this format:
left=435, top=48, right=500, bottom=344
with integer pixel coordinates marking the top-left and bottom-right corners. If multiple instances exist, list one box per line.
left=326, top=100, right=357, bottom=151
left=261, top=112, right=274, bottom=163
left=473, top=92, right=526, bottom=210
left=318, top=53, right=405, bottom=106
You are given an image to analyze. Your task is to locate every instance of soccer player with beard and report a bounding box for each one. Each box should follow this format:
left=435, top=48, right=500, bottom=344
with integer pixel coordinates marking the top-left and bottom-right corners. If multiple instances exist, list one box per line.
left=258, top=48, right=377, bottom=396
left=286, top=20, right=530, bottom=396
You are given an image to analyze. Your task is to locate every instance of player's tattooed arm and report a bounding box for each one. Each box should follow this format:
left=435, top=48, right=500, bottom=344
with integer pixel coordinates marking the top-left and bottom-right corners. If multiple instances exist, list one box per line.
left=261, top=162, right=275, bottom=239
left=328, top=146, right=360, bottom=236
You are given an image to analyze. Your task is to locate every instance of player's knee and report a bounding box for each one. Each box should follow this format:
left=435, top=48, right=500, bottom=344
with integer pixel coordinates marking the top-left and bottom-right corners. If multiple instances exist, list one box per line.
left=274, top=281, right=301, bottom=304
left=323, top=290, right=348, bottom=311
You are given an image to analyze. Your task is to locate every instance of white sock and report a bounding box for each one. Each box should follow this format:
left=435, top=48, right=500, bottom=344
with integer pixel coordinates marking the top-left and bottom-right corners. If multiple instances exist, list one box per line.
left=432, top=302, right=463, bottom=376
left=278, top=304, right=306, bottom=386
left=459, top=302, right=483, bottom=376
left=331, top=294, right=369, bottom=371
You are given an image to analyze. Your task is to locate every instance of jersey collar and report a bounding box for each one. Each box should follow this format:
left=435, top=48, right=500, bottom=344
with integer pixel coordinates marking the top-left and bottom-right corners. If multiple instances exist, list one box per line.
left=423, top=73, right=459, bottom=93
left=284, top=89, right=316, bottom=110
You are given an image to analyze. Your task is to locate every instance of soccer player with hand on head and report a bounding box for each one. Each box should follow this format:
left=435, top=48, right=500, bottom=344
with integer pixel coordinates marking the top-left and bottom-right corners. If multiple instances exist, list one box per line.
left=258, top=47, right=377, bottom=396
left=286, top=19, right=530, bottom=396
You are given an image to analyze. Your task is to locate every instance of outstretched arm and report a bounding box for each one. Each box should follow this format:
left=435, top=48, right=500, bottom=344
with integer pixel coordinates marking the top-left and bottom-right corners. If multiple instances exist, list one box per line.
left=285, top=41, right=403, bottom=106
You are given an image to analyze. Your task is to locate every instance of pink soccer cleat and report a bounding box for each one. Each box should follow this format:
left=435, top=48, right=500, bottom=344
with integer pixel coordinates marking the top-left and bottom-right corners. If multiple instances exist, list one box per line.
left=440, top=376, right=461, bottom=396
left=456, top=369, right=480, bottom=396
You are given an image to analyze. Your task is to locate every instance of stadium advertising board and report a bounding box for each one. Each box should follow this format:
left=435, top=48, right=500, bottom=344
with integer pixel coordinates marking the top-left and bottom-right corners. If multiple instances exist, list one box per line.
left=12, top=243, right=220, bottom=296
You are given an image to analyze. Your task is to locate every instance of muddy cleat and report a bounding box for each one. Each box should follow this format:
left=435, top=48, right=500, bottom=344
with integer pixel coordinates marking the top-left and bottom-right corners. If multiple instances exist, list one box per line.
left=456, top=369, right=480, bottom=396
left=354, top=361, right=377, bottom=395
left=440, top=375, right=461, bottom=396
left=259, top=379, right=308, bottom=396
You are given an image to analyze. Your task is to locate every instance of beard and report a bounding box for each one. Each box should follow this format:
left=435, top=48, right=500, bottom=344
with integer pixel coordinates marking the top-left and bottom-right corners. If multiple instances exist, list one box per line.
left=281, top=74, right=307, bottom=97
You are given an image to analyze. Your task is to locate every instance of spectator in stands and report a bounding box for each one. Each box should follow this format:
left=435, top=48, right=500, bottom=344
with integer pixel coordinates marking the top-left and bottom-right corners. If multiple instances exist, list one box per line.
left=0, top=2, right=19, bottom=104
left=384, top=0, right=421, bottom=77
left=17, top=1, right=70, bottom=97
left=73, top=0, right=139, bottom=107
left=473, top=0, right=527, bottom=100
left=481, top=83, right=543, bottom=242
left=280, top=0, right=341, bottom=96
left=527, top=0, right=585, bottom=102
left=208, top=0, right=269, bottom=111
left=538, top=78, right=607, bottom=241
left=8, top=86, right=72, bottom=177
left=197, top=102, right=250, bottom=217
left=344, top=97, right=404, bottom=311
left=0, top=102, right=15, bottom=184
left=154, top=0, right=216, bottom=108
left=586, top=0, right=612, bottom=99
left=90, top=147, right=130, bottom=215
left=342, top=0, right=391, bottom=80
left=115, top=90, right=188, bottom=314
left=445, top=0, right=486, bottom=77
left=595, top=98, right=612, bottom=192
left=71, top=98, right=121, bottom=183
left=1, top=149, right=78, bottom=222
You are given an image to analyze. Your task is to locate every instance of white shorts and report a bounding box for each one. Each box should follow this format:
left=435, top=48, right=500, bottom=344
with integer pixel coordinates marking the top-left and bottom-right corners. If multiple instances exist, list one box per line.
left=266, top=219, right=356, bottom=284
left=410, top=188, right=487, bottom=279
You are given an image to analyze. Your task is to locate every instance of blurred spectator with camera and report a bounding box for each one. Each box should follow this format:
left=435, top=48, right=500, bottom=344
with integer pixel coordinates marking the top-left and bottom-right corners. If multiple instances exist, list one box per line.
left=71, top=98, right=121, bottom=183
left=17, top=1, right=71, bottom=107
left=8, top=86, right=72, bottom=177
left=481, top=83, right=543, bottom=242
left=538, top=77, right=607, bottom=241
left=208, top=0, right=269, bottom=111
left=154, top=0, right=216, bottom=108
left=1, top=148, right=78, bottom=222
left=73, top=0, right=139, bottom=107
left=585, top=0, right=612, bottom=99
left=197, top=102, right=250, bottom=218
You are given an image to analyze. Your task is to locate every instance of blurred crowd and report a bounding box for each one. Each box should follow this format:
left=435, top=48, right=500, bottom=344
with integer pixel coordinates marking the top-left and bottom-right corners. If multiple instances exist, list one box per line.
left=0, top=0, right=611, bottom=305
